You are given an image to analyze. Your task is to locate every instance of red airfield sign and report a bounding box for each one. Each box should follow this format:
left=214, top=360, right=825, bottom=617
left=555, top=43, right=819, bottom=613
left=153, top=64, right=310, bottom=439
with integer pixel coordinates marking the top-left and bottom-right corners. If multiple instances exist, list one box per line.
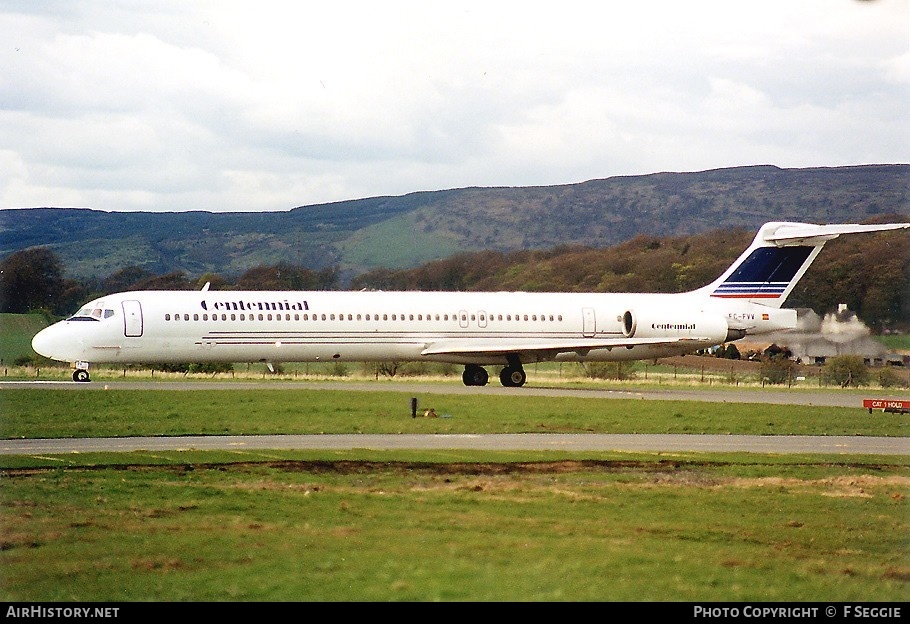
left=863, top=399, right=910, bottom=414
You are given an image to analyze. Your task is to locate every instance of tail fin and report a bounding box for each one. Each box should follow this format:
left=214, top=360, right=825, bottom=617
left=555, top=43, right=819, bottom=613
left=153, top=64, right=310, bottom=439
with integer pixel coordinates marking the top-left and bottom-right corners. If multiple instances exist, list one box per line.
left=695, top=221, right=909, bottom=308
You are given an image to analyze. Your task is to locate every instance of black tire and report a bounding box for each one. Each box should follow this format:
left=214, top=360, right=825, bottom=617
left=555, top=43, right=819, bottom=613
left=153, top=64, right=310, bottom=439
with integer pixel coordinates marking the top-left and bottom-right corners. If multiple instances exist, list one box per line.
left=73, top=369, right=90, bottom=383
left=462, top=365, right=488, bottom=386
left=499, top=366, right=526, bottom=387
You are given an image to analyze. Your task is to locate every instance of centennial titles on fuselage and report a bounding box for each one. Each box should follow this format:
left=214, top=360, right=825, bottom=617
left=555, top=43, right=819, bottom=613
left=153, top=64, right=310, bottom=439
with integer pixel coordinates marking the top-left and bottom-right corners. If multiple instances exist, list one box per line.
left=200, top=298, right=310, bottom=312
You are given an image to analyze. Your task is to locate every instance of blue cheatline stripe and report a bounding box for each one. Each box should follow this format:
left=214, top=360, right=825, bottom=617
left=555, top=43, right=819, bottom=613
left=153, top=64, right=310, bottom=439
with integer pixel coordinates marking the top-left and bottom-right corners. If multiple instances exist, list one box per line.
left=711, top=246, right=813, bottom=298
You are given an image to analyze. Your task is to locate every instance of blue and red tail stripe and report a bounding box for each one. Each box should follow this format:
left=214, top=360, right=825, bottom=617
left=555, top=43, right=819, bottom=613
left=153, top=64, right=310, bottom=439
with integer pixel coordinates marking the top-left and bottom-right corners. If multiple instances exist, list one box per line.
left=711, top=282, right=789, bottom=299
left=710, top=246, right=813, bottom=300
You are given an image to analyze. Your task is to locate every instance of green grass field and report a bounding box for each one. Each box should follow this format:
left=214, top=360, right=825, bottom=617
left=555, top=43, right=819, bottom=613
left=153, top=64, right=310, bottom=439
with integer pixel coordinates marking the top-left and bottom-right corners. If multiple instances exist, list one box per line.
left=2, top=452, right=907, bottom=601
left=0, top=313, right=50, bottom=365
left=1, top=386, right=908, bottom=601
left=2, top=388, right=909, bottom=440
left=879, top=333, right=910, bottom=353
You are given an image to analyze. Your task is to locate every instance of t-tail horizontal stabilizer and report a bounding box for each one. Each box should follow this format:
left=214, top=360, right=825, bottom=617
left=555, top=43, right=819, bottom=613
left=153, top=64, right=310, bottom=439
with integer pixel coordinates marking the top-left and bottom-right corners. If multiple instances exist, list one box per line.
left=762, top=222, right=910, bottom=244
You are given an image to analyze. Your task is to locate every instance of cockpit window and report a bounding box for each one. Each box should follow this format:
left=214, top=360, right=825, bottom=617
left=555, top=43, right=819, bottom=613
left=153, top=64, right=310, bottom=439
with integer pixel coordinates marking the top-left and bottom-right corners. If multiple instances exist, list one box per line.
left=67, top=307, right=115, bottom=322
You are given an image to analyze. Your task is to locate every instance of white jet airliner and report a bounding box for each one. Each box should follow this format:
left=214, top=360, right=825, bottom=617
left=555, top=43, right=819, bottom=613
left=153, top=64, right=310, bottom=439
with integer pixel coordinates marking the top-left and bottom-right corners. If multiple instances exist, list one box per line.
left=31, top=221, right=909, bottom=386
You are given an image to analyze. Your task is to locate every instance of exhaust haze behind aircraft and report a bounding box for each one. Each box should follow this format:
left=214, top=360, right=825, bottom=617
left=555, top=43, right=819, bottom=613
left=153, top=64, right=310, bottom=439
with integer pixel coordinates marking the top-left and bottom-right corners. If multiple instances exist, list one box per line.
left=31, top=221, right=909, bottom=386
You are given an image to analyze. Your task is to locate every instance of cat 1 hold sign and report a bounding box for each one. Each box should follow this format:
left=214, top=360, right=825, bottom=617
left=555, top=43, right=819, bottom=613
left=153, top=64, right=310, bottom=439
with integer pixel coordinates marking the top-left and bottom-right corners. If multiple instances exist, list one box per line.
left=862, top=399, right=909, bottom=414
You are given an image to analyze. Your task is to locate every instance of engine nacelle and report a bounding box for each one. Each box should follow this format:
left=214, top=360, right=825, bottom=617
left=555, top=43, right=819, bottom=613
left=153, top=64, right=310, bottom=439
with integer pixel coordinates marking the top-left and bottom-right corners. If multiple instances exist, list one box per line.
left=621, top=308, right=730, bottom=344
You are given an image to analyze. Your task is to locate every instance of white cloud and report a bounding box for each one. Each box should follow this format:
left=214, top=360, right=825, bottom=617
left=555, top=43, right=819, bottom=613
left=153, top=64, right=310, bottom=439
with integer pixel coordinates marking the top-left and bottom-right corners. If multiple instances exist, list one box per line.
left=0, top=0, right=907, bottom=212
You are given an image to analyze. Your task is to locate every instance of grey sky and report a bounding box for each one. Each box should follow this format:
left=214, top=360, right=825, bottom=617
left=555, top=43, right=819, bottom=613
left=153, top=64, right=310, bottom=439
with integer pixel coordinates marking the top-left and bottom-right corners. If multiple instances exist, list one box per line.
left=1, top=0, right=907, bottom=212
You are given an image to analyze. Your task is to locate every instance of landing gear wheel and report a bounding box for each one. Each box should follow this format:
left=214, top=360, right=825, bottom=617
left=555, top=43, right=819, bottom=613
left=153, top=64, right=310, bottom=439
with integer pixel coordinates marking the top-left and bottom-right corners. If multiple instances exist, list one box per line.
left=462, top=365, right=489, bottom=386
left=499, top=366, right=526, bottom=387
left=73, top=369, right=90, bottom=383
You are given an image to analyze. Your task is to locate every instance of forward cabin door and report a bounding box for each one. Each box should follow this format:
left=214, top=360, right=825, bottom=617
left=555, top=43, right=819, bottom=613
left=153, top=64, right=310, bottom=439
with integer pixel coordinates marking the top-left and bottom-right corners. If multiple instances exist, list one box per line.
left=122, top=300, right=144, bottom=337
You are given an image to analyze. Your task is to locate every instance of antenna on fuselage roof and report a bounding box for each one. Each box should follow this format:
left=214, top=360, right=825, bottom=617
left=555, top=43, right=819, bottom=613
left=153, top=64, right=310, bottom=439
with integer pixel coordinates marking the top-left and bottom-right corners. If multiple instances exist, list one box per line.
left=201, top=282, right=210, bottom=291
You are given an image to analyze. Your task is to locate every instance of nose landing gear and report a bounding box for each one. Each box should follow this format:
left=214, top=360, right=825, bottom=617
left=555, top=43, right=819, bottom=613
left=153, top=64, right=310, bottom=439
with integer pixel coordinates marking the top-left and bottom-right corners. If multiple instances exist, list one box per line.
left=72, top=362, right=91, bottom=382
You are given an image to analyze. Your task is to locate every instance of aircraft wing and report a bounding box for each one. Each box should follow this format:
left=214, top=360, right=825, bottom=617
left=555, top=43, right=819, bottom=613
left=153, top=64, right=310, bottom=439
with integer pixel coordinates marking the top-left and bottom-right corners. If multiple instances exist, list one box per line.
left=420, top=336, right=709, bottom=359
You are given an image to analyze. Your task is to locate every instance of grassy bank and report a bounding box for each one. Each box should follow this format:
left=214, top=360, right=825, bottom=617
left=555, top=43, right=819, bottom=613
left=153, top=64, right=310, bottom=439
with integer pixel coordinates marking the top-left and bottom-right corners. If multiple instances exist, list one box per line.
left=2, top=452, right=907, bottom=601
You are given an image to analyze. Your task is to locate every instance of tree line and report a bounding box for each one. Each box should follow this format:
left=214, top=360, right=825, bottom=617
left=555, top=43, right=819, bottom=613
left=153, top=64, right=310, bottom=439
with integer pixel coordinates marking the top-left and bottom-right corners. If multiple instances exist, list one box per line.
left=0, top=247, right=337, bottom=317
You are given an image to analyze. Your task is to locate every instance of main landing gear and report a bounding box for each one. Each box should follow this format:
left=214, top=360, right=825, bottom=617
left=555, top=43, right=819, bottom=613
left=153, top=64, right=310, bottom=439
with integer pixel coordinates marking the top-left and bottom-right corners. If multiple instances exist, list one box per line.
left=462, top=356, right=527, bottom=388
left=499, top=365, right=526, bottom=387
left=462, top=364, right=489, bottom=386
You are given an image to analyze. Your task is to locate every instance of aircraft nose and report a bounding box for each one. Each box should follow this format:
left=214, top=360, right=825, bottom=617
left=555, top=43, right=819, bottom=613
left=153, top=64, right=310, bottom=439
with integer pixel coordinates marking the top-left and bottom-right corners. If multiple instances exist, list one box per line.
left=31, top=326, right=53, bottom=358
left=31, top=324, right=66, bottom=361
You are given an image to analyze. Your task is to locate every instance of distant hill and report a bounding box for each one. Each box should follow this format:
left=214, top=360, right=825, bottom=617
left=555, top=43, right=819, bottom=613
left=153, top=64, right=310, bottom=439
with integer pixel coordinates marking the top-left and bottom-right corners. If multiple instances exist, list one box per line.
left=1, top=164, right=908, bottom=282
